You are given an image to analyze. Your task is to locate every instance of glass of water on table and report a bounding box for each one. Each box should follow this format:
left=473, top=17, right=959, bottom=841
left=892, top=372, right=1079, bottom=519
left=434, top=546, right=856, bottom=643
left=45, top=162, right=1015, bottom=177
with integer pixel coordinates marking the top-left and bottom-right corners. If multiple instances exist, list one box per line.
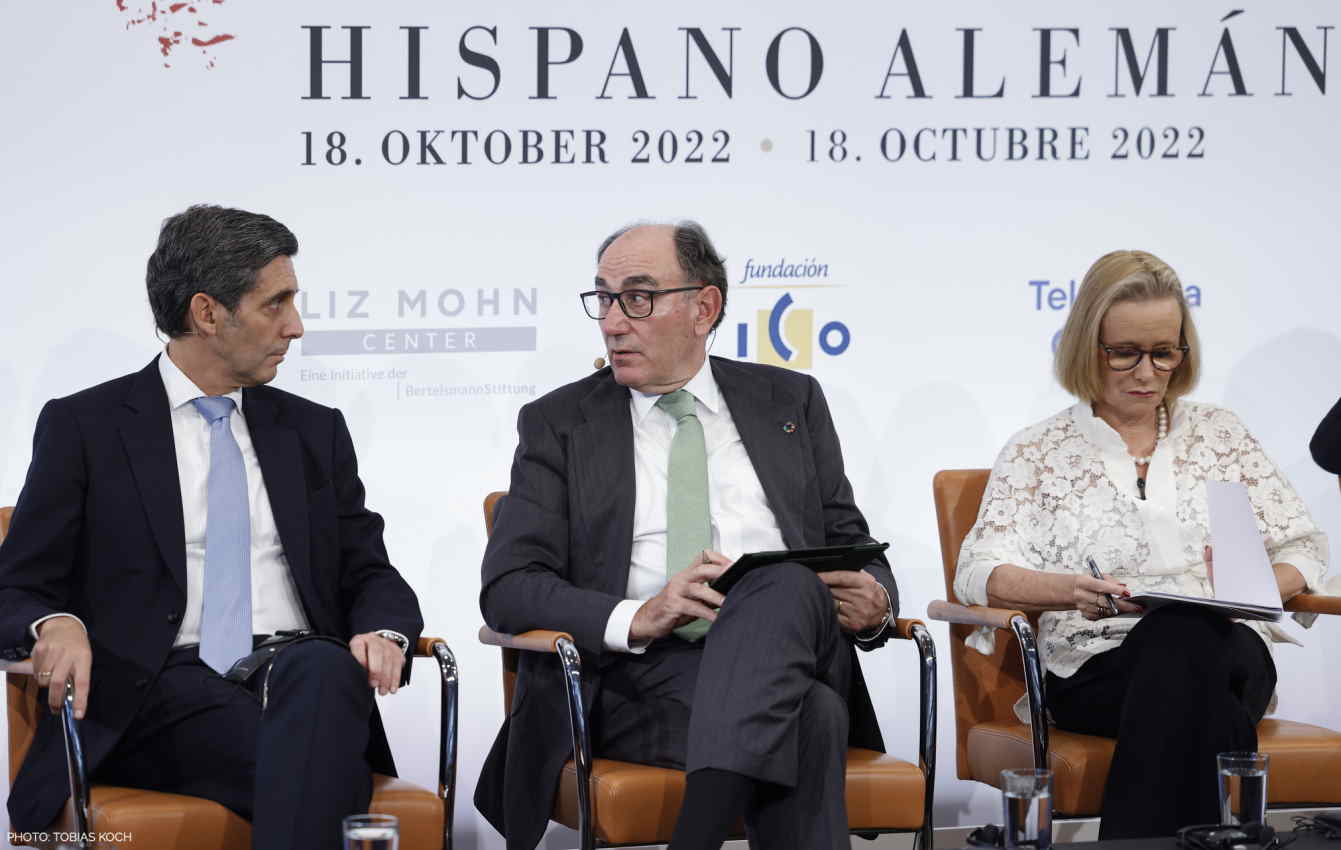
left=343, top=813, right=399, bottom=850
left=1002, top=768, right=1053, bottom=850
left=1218, top=752, right=1269, bottom=825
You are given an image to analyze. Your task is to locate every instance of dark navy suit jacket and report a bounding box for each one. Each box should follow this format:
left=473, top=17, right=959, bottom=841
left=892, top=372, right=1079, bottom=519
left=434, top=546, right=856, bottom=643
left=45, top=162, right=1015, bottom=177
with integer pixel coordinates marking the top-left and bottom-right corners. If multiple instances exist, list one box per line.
left=0, top=357, right=423, bottom=831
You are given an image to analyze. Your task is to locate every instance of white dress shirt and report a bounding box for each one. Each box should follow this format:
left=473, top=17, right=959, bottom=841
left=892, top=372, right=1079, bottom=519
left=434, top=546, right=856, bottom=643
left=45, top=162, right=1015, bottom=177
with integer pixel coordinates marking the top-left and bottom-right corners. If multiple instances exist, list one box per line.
left=156, top=351, right=310, bottom=644
left=603, top=360, right=787, bottom=652
left=31, top=354, right=308, bottom=644
left=32, top=352, right=409, bottom=656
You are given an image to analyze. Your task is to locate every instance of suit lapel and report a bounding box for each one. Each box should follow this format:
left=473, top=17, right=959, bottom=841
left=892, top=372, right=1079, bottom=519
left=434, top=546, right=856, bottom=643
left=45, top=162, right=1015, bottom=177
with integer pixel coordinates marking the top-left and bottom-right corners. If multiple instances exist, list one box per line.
left=242, top=388, right=313, bottom=605
left=573, top=374, right=636, bottom=597
left=711, top=358, right=808, bottom=548
left=117, top=358, right=188, bottom=597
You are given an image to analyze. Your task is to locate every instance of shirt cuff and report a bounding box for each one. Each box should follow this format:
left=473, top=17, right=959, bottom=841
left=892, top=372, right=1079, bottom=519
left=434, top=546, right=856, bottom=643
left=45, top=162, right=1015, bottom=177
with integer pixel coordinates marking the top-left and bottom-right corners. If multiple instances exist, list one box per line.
left=1289, top=570, right=1340, bottom=630
left=603, top=599, right=651, bottom=654
left=30, top=613, right=87, bottom=641
left=955, top=558, right=1004, bottom=607
left=854, top=584, right=893, bottom=643
left=1272, top=550, right=1326, bottom=594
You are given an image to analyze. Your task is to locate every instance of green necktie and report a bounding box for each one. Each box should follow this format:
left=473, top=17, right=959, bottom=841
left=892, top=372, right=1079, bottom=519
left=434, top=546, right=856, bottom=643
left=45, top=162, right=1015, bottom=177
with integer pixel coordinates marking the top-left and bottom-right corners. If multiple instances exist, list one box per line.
left=657, top=389, right=712, bottom=641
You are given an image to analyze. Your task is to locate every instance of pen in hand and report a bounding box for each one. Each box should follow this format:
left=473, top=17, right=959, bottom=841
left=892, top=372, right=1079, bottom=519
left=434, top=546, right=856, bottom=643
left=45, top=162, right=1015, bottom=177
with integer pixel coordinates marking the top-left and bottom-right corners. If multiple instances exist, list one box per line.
left=1085, top=557, right=1122, bottom=616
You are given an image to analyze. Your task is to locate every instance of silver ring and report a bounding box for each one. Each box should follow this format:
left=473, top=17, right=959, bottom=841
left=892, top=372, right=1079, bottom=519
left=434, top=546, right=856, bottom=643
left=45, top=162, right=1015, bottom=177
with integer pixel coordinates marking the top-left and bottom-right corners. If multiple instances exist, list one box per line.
left=37, top=671, right=52, bottom=679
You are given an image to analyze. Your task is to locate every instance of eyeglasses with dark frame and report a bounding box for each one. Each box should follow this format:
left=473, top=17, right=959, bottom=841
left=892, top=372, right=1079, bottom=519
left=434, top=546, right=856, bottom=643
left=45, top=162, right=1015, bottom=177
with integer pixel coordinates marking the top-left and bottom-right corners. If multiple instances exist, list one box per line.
left=1098, top=341, right=1190, bottom=372
left=579, top=286, right=706, bottom=320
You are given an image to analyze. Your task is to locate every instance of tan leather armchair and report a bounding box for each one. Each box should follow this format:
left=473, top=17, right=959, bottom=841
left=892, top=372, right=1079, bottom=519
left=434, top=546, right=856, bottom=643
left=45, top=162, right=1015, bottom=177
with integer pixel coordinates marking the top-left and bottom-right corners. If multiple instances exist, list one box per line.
left=927, top=469, right=1341, bottom=816
left=479, top=491, right=937, bottom=850
left=1, top=506, right=460, bottom=850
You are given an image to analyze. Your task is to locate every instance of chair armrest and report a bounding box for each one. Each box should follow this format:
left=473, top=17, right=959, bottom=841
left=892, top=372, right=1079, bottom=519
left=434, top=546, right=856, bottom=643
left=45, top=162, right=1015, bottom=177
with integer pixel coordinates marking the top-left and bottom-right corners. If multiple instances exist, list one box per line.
left=413, top=637, right=458, bottom=850
left=477, top=627, right=574, bottom=653
left=415, top=636, right=445, bottom=657
left=1285, top=594, right=1341, bottom=616
left=926, top=600, right=1029, bottom=631
left=55, top=680, right=91, bottom=847
left=891, top=618, right=927, bottom=641
left=890, top=619, right=937, bottom=845
left=2, top=663, right=91, bottom=846
left=477, top=624, right=594, bottom=847
left=926, top=599, right=1049, bottom=771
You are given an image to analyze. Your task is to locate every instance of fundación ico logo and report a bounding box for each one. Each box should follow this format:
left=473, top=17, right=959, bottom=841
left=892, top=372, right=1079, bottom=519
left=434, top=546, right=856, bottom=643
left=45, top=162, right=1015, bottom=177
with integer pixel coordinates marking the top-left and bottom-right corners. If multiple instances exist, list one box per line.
left=732, top=257, right=851, bottom=370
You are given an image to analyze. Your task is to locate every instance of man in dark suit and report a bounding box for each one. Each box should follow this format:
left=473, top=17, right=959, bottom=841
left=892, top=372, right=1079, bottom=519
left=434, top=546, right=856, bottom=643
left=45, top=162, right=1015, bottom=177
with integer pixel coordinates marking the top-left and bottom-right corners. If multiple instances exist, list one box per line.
left=476, top=222, right=898, bottom=850
left=0, top=205, right=423, bottom=850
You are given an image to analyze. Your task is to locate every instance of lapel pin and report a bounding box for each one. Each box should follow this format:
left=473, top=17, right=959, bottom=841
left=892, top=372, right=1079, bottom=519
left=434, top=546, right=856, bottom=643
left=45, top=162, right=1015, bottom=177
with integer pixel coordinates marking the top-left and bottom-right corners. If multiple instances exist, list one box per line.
left=781, top=421, right=797, bottom=434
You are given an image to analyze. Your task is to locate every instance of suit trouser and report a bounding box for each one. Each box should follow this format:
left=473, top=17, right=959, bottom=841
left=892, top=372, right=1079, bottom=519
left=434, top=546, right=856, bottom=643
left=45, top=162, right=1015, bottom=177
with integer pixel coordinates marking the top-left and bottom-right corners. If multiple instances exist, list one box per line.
left=1047, top=604, right=1276, bottom=840
left=94, top=640, right=375, bottom=850
left=593, top=562, right=853, bottom=849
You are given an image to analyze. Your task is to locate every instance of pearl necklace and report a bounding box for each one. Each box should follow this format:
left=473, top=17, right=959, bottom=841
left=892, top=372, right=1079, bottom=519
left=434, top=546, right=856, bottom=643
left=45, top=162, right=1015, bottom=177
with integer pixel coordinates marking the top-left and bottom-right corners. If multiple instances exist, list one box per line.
left=1130, top=404, right=1168, bottom=466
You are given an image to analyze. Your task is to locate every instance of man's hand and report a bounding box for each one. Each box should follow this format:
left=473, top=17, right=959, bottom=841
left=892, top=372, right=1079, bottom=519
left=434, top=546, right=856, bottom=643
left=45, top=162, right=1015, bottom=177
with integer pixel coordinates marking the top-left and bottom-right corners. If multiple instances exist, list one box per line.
left=32, top=616, right=92, bottom=718
left=818, top=570, right=890, bottom=633
left=349, top=632, right=406, bottom=696
left=630, top=551, right=732, bottom=643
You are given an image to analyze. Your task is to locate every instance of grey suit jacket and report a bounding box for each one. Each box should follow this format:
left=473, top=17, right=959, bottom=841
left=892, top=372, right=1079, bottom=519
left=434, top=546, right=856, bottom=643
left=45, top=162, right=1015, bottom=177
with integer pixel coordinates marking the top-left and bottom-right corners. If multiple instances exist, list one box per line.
left=474, top=356, right=898, bottom=850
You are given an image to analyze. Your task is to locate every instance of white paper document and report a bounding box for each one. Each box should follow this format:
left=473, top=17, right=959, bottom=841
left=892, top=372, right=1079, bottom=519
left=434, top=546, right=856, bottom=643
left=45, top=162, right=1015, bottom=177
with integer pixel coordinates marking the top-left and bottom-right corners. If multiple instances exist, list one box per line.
left=1125, top=481, right=1283, bottom=621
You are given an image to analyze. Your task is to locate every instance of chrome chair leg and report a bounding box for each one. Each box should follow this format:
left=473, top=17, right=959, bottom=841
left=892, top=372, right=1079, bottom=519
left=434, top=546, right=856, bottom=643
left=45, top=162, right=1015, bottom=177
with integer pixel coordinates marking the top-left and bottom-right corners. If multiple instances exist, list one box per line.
left=556, top=637, right=594, bottom=850
left=431, top=642, right=460, bottom=850
left=1010, top=617, right=1049, bottom=770
left=910, top=623, right=938, bottom=850
left=60, top=678, right=90, bottom=849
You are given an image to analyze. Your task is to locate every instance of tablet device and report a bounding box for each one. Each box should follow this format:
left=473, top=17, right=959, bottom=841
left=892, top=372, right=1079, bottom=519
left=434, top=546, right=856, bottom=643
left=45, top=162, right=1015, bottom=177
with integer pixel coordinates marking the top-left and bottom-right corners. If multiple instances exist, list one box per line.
left=708, top=542, right=890, bottom=594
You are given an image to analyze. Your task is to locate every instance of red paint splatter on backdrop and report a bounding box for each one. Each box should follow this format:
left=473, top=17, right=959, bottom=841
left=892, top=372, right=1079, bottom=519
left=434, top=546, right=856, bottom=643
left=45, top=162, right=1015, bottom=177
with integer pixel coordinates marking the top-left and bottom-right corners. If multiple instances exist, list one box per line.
left=116, top=0, right=234, bottom=68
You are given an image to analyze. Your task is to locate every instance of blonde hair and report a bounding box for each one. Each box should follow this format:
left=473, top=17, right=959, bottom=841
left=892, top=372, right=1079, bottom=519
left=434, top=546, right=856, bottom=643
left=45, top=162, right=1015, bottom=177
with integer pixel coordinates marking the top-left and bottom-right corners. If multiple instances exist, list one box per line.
left=1054, top=250, right=1200, bottom=405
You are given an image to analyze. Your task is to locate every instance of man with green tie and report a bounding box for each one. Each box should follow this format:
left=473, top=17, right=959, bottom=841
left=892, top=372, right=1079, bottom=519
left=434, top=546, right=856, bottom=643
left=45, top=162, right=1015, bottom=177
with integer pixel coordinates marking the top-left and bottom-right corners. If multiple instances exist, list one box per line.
left=476, top=222, right=899, bottom=850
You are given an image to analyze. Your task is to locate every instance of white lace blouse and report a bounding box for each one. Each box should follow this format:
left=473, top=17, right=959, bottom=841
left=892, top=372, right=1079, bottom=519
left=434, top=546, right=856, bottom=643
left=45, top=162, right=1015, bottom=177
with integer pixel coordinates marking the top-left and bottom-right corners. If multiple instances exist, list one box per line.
left=954, top=401, right=1329, bottom=689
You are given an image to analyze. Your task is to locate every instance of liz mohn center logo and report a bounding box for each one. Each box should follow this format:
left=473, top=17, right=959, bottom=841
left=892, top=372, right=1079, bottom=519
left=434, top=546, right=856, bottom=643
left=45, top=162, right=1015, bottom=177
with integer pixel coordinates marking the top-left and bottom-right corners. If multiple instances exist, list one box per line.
left=732, top=257, right=850, bottom=370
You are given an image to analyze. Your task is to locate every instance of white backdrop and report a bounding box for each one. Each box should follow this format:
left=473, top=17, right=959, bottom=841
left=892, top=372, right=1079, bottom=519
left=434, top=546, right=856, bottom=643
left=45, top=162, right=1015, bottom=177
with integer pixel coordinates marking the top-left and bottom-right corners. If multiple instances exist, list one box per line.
left=3, top=2, right=1340, bottom=847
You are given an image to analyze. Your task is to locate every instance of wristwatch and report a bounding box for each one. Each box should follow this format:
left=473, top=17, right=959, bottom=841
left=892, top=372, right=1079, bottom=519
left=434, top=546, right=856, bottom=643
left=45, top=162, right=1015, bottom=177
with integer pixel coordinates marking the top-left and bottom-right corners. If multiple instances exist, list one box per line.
left=854, top=585, right=894, bottom=643
left=375, top=629, right=410, bottom=652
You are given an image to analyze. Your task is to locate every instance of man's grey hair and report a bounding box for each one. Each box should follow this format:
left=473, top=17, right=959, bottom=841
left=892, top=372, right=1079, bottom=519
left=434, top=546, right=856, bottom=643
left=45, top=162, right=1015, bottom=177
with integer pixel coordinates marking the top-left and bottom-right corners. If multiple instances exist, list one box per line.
left=597, top=220, right=728, bottom=332
left=146, top=204, right=298, bottom=338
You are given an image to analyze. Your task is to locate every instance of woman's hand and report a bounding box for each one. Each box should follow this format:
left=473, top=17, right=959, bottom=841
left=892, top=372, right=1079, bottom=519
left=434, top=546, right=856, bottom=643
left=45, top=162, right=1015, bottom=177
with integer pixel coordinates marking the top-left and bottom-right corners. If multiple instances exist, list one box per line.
left=1073, top=574, right=1142, bottom=621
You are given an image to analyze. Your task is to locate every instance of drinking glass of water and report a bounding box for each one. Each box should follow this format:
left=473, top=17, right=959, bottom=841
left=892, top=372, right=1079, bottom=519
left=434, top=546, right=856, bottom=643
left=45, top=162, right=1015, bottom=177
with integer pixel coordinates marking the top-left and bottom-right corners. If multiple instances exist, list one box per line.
left=1217, top=752, right=1269, bottom=825
left=1001, top=768, right=1053, bottom=850
left=343, top=813, right=399, bottom=850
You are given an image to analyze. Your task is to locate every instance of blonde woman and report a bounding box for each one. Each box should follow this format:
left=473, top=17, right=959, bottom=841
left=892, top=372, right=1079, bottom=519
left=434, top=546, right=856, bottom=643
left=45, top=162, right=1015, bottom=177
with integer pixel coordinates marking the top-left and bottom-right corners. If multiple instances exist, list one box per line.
left=953, top=251, right=1327, bottom=838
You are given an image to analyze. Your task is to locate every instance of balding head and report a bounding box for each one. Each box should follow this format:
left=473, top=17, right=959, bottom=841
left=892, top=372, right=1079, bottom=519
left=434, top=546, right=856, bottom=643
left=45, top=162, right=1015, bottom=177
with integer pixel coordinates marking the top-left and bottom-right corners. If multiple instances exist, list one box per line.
left=591, top=222, right=725, bottom=393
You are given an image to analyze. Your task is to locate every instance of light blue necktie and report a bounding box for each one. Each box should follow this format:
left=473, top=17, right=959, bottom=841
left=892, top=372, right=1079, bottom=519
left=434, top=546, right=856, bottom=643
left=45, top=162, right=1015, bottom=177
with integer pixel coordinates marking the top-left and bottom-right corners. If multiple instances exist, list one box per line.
left=191, top=396, right=253, bottom=674
left=657, top=389, right=712, bottom=641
